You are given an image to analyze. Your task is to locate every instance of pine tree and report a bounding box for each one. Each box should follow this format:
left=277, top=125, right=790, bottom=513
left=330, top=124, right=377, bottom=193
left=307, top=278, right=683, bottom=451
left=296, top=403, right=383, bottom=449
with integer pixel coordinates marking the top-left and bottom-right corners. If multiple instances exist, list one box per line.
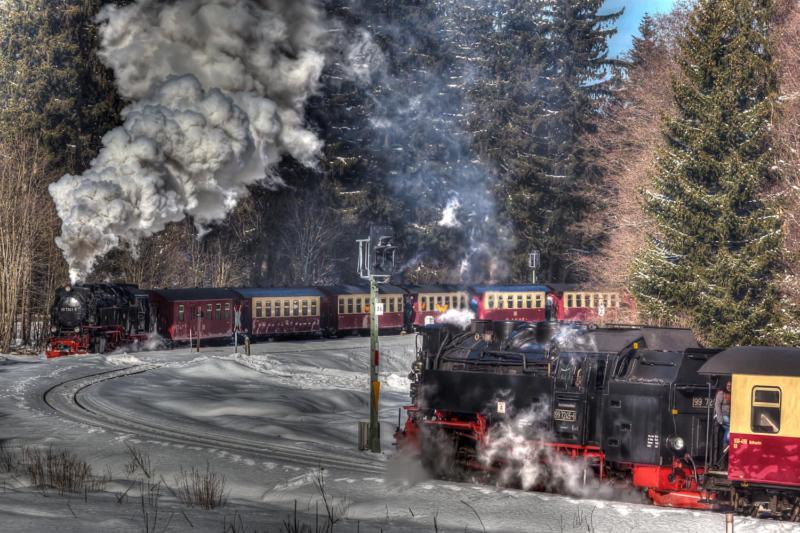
left=632, top=0, right=786, bottom=346
left=469, top=0, right=622, bottom=282
left=0, top=0, right=124, bottom=174
left=629, top=14, right=658, bottom=67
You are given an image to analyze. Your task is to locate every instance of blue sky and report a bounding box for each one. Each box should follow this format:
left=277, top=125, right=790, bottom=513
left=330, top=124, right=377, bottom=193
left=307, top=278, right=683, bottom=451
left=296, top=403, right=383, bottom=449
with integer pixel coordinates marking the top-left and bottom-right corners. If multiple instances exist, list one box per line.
left=601, top=0, right=677, bottom=58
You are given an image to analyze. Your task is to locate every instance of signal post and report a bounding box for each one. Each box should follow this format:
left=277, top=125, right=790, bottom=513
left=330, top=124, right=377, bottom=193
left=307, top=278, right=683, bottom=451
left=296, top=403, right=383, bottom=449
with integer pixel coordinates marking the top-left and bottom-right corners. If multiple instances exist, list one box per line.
left=357, top=226, right=396, bottom=453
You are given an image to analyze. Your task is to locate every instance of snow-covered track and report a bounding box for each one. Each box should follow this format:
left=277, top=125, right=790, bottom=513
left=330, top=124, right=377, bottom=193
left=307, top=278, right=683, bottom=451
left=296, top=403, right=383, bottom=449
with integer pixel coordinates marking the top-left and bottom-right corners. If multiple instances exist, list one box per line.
left=43, top=365, right=386, bottom=475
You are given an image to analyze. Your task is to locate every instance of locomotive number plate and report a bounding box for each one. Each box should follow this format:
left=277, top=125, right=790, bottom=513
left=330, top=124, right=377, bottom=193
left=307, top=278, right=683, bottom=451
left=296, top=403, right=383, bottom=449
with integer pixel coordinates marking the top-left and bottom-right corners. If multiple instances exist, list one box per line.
left=691, top=396, right=711, bottom=408
left=554, top=409, right=576, bottom=422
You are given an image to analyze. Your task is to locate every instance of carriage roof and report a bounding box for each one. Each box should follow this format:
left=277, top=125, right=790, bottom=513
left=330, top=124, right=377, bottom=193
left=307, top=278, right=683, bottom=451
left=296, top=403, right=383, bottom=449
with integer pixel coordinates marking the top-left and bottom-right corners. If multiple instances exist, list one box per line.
left=698, top=346, right=800, bottom=377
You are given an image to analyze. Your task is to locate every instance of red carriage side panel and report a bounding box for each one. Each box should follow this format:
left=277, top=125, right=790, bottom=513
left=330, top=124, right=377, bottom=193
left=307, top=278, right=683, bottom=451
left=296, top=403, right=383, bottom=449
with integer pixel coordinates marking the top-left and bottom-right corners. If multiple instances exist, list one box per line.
left=152, top=288, right=239, bottom=342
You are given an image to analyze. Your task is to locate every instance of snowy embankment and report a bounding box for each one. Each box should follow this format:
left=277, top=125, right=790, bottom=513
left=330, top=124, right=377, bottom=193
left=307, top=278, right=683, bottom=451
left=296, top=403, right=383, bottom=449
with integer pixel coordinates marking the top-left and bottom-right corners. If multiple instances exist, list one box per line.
left=0, top=337, right=797, bottom=532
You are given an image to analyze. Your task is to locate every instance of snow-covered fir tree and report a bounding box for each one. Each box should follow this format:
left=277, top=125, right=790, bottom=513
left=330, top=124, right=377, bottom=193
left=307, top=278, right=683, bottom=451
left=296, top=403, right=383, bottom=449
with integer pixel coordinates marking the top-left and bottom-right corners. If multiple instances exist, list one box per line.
left=632, top=0, right=789, bottom=345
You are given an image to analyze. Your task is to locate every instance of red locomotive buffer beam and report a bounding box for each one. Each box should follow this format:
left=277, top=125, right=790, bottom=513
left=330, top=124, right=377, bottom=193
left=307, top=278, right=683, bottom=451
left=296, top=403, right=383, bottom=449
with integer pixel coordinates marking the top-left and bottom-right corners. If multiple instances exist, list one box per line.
left=45, top=337, right=89, bottom=358
left=631, top=462, right=715, bottom=510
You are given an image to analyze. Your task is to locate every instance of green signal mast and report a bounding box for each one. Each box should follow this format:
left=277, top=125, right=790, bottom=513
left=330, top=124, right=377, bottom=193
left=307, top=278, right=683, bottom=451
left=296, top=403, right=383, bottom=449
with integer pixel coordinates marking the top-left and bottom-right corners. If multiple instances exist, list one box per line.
left=356, top=225, right=397, bottom=453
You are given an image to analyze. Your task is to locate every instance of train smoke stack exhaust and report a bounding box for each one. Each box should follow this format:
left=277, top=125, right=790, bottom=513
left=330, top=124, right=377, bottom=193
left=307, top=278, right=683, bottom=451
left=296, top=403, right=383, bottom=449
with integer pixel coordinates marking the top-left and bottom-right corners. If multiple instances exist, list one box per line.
left=48, top=0, right=327, bottom=283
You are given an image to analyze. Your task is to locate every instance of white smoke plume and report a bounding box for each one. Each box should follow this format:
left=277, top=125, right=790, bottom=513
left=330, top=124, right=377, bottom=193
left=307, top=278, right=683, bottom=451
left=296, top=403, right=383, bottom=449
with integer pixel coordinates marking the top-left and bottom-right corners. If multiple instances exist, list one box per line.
left=49, top=0, right=327, bottom=282
left=436, top=308, right=474, bottom=329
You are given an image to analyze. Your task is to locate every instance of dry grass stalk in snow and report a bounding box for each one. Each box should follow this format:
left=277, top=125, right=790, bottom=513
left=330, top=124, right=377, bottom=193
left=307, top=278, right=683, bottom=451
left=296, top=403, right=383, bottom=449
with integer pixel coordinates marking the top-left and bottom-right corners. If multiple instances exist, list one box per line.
left=125, top=444, right=153, bottom=480
left=173, top=463, right=228, bottom=510
left=21, top=446, right=108, bottom=495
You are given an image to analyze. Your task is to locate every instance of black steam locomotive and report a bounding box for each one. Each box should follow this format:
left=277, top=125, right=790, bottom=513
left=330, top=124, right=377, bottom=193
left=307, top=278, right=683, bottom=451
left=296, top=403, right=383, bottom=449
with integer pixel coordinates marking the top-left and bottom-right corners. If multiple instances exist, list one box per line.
left=397, top=319, right=721, bottom=509
left=46, top=284, right=155, bottom=357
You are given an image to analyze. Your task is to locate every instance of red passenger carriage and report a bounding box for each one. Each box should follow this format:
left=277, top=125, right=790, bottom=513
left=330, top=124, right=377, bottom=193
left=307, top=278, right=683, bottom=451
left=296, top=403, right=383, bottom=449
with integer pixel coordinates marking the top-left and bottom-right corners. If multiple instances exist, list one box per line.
left=470, top=284, right=551, bottom=322
left=404, top=285, right=470, bottom=329
left=151, top=288, right=240, bottom=343
left=547, top=284, right=623, bottom=323
left=234, top=287, right=323, bottom=338
left=319, top=284, right=406, bottom=335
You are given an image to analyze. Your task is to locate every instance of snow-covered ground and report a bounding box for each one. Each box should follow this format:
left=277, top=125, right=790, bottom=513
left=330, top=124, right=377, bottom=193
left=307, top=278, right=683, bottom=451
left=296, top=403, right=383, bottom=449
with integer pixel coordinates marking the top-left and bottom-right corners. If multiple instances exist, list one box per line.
left=0, top=336, right=797, bottom=532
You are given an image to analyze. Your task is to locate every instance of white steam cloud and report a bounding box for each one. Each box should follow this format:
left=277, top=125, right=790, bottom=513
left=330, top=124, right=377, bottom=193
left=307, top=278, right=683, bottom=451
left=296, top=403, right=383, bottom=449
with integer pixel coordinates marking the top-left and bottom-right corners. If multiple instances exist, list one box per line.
left=480, top=402, right=610, bottom=498
left=436, top=308, right=474, bottom=329
left=438, top=196, right=461, bottom=228
left=49, top=0, right=327, bottom=282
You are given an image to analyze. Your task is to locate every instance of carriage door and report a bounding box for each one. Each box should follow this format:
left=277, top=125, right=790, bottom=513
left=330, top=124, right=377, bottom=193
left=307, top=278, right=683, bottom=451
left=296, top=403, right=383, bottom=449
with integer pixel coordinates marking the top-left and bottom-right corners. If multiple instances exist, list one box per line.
left=545, top=295, right=556, bottom=321
left=552, top=355, right=589, bottom=445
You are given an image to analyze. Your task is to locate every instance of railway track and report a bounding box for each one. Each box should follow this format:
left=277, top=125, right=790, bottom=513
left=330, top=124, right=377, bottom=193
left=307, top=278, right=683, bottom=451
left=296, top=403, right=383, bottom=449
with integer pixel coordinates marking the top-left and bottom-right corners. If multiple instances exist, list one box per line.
left=42, top=364, right=387, bottom=475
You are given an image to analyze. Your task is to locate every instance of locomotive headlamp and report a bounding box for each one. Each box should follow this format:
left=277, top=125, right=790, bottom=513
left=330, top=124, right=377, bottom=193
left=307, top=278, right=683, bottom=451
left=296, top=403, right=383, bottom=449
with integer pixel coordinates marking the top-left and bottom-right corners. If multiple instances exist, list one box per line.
left=667, top=435, right=686, bottom=453
left=73, top=326, right=80, bottom=333
left=50, top=326, right=57, bottom=333
left=64, top=297, right=80, bottom=308
left=65, top=285, right=71, bottom=292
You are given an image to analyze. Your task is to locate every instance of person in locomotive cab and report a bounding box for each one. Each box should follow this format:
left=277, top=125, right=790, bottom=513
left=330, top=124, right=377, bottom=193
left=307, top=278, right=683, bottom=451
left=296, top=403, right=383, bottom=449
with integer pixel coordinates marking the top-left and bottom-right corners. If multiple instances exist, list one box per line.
left=714, top=379, right=732, bottom=465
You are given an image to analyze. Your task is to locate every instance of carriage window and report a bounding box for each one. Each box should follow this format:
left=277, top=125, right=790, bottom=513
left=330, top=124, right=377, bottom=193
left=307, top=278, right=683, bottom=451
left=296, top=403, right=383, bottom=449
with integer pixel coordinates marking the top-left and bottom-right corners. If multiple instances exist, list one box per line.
left=567, top=294, right=574, bottom=308
left=347, top=298, right=354, bottom=314
left=207, top=304, right=212, bottom=317
left=397, top=297, right=403, bottom=311
left=488, top=295, right=494, bottom=309
left=420, top=296, right=427, bottom=311
left=255, top=302, right=263, bottom=318
left=435, top=296, right=442, bottom=308
left=575, top=294, right=582, bottom=307
left=302, top=300, right=309, bottom=316
left=388, top=298, right=394, bottom=312
left=338, top=298, right=344, bottom=314
left=178, top=305, right=185, bottom=322
left=460, top=296, right=466, bottom=309
left=536, top=294, right=543, bottom=308
left=611, top=293, right=619, bottom=307
left=274, top=301, right=280, bottom=317
left=507, top=295, right=514, bottom=309
left=498, top=296, right=504, bottom=309
left=293, top=300, right=300, bottom=317
left=284, top=301, right=290, bottom=317
left=265, top=301, right=272, bottom=318
left=215, top=303, right=221, bottom=320
left=225, top=303, right=231, bottom=319
left=526, top=294, right=532, bottom=309
left=752, top=386, right=781, bottom=434
left=355, top=298, right=362, bottom=313
left=517, top=295, right=523, bottom=308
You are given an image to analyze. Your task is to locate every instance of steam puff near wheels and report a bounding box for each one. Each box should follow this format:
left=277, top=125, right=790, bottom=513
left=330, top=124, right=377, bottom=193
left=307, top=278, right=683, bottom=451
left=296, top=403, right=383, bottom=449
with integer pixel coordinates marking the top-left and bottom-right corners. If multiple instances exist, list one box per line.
left=48, top=0, right=327, bottom=283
